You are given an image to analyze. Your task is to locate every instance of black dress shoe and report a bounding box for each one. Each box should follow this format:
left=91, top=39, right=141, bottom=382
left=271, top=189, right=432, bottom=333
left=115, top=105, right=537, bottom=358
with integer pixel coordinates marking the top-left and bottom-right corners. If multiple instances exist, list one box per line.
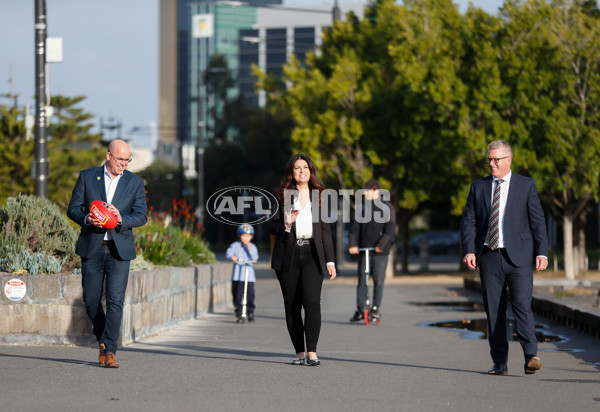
left=306, top=358, right=321, bottom=366
left=290, top=358, right=305, bottom=365
left=487, top=363, right=508, bottom=375
left=524, top=355, right=541, bottom=374
left=349, top=311, right=364, bottom=322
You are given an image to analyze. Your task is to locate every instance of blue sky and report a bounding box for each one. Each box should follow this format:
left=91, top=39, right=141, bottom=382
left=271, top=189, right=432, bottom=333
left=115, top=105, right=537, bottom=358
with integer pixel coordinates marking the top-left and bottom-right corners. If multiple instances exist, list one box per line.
left=0, top=0, right=503, bottom=148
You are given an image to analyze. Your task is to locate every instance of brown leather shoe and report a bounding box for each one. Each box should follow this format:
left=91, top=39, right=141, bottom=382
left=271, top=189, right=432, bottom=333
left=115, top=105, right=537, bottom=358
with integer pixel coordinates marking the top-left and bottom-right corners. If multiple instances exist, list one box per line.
left=98, top=344, right=106, bottom=365
left=525, top=355, right=541, bottom=374
left=104, top=352, right=119, bottom=368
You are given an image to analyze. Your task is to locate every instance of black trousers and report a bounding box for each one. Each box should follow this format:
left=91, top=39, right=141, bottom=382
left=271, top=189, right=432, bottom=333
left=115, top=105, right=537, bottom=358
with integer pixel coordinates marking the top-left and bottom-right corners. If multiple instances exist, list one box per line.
left=276, top=242, right=324, bottom=353
left=232, top=280, right=255, bottom=315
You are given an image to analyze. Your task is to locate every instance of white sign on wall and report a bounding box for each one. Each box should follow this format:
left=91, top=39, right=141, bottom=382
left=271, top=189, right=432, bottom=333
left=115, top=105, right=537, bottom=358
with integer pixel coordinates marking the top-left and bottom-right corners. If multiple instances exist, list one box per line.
left=4, top=279, right=27, bottom=301
left=192, top=14, right=214, bottom=38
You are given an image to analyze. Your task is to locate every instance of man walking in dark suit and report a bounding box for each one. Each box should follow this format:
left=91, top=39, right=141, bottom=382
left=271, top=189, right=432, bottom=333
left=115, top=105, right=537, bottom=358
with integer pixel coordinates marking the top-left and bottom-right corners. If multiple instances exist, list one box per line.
left=67, top=139, right=147, bottom=368
left=461, top=140, right=548, bottom=375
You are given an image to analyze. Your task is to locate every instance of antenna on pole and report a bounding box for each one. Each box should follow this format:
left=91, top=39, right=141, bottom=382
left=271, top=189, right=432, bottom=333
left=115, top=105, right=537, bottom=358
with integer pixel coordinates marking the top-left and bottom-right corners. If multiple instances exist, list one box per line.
left=332, top=0, right=341, bottom=23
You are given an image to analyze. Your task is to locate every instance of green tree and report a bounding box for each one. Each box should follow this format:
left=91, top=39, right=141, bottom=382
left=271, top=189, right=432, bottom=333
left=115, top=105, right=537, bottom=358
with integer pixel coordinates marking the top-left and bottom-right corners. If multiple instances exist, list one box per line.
left=47, top=95, right=105, bottom=207
left=0, top=95, right=105, bottom=208
left=256, top=0, right=470, bottom=272
left=493, top=0, right=600, bottom=279
left=203, top=97, right=292, bottom=246
left=137, top=161, right=183, bottom=212
left=195, top=51, right=293, bottom=246
left=0, top=105, right=33, bottom=204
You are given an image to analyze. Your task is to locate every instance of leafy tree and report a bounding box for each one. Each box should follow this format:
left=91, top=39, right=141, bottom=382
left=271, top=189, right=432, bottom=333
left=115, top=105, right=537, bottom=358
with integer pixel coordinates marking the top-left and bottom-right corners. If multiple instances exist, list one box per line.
left=137, top=161, right=184, bottom=212
left=255, top=0, right=600, bottom=279
left=0, top=95, right=105, bottom=208
left=47, top=95, right=105, bottom=207
left=203, top=96, right=292, bottom=246
left=492, top=0, right=600, bottom=279
left=0, top=105, right=33, bottom=204
left=198, top=52, right=292, bottom=246
left=256, top=0, right=470, bottom=271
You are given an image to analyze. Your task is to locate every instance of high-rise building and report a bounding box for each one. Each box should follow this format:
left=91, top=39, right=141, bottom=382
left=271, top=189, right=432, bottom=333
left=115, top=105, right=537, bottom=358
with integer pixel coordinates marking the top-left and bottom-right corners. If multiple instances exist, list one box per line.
left=159, top=0, right=281, bottom=156
left=158, top=0, right=363, bottom=173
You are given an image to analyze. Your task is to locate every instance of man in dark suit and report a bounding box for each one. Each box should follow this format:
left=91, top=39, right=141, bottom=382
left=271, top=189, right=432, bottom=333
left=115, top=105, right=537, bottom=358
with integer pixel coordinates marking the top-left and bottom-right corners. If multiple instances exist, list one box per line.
left=461, top=140, right=548, bottom=375
left=67, top=139, right=147, bottom=368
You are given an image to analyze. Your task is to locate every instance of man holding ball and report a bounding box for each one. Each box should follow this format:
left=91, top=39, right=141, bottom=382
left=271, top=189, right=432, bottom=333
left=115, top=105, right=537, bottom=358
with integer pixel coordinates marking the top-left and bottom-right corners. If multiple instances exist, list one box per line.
left=67, top=139, right=147, bottom=368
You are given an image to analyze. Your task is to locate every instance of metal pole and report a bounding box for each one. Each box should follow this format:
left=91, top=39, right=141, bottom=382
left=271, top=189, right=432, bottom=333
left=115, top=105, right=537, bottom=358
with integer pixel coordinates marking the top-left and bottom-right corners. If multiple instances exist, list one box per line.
left=196, top=75, right=204, bottom=224
left=34, top=0, right=48, bottom=197
left=196, top=126, right=204, bottom=225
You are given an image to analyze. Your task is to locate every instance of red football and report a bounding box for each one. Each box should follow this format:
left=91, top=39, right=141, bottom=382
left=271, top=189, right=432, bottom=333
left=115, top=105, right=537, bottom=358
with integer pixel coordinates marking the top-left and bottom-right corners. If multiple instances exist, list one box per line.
left=90, top=200, right=118, bottom=229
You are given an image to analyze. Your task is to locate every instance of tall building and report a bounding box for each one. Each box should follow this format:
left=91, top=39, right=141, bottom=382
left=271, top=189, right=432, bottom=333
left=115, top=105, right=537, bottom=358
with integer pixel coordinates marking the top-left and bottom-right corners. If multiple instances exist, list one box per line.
left=238, top=5, right=341, bottom=106
left=159, top=0, right=281, bottom=163
left=158, top=0, right=363, bottom=174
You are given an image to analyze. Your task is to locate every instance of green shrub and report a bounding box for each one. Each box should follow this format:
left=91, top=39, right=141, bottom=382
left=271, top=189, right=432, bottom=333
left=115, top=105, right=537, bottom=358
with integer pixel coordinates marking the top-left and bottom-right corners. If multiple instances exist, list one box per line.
left=0, top=194, right=79, bottom=273
left=130, top=254, right=153, bottom=271
left=135, top=199, right=215, bottom=267
left=0, top=243, right=63, bottom=274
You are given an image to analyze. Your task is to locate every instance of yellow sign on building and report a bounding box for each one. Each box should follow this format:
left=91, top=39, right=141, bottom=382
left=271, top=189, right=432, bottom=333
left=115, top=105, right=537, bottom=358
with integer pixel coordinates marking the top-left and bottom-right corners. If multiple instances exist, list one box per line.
left=192, top=14, right=213, bottom=38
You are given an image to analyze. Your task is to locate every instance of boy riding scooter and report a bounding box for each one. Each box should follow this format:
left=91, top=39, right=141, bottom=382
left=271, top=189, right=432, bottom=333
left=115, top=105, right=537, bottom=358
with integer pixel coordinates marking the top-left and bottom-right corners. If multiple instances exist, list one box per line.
left=226, top=224, right=259, bottom=322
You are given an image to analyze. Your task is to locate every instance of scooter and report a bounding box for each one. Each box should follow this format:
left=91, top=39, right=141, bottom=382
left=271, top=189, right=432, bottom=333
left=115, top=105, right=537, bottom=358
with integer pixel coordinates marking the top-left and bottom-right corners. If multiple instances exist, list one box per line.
left=237, top=259, right=256, bottom=324
left=358, top=247, right=379, bottom=325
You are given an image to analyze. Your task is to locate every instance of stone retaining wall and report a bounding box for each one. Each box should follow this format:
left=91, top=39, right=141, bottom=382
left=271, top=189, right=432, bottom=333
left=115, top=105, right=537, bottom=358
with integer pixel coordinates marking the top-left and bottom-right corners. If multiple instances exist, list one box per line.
left=0, top=263, right=232, bottom=346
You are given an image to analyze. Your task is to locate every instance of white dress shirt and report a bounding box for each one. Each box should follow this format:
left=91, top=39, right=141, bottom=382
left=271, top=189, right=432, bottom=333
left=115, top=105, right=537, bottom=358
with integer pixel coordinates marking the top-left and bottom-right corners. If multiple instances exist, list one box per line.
left=103, top=165, right=123, bottom=240
left=293, top=199, right=313, bottom=239
left=284, top=198, right=334, bottom=267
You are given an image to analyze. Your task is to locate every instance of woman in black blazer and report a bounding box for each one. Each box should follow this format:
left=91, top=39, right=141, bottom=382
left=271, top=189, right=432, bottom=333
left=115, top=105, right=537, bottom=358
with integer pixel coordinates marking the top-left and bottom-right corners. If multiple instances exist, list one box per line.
left=269, top=154, right=337, bottom=366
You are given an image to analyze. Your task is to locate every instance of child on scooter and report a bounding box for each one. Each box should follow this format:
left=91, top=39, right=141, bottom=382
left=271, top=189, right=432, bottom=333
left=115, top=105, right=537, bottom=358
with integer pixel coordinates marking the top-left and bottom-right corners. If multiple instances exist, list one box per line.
left=226, top=224, right=259, bottom=322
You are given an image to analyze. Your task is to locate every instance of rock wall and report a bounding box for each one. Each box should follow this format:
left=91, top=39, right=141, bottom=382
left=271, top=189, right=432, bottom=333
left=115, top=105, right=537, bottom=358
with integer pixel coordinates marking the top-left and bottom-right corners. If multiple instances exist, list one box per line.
left=0, top=263, right=231, bottom=346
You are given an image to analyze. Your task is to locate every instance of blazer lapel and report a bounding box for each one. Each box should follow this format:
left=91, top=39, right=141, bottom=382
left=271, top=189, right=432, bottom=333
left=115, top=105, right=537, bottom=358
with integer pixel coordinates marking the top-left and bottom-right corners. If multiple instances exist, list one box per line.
left=484, top=176, right=493, bottom=215
left=111, top=171, right=131, bottom=209
left=503, top=173, right=518, bottom=218
left=95, top=167, right=107, bottom=202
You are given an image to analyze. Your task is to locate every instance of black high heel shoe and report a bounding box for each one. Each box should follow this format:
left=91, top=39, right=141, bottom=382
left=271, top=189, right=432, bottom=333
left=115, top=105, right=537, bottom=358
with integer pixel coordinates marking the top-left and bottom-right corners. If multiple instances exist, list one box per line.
left=306, top=358, right=320, bottom=366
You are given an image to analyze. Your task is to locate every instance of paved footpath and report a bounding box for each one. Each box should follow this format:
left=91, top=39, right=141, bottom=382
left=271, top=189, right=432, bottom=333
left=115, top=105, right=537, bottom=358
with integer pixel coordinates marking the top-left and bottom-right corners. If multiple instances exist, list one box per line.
left=1, top=268, right=599, bottom=412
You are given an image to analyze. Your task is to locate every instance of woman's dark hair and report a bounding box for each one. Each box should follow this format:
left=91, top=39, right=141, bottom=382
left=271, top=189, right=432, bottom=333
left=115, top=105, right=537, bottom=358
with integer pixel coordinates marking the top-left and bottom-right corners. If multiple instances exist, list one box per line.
left=277, top=153, right=326, bottom=203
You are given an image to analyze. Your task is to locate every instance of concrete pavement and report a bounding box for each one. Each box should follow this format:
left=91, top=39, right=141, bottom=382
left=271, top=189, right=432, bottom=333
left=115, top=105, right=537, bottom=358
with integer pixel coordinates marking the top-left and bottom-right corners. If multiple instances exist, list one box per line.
left=1, top=267, right=599, bottom=412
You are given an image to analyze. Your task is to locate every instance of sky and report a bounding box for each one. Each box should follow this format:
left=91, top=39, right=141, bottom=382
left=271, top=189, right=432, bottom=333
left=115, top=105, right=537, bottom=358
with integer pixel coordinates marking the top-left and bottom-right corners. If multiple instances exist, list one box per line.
left=0, top=0, right=504, bottom=149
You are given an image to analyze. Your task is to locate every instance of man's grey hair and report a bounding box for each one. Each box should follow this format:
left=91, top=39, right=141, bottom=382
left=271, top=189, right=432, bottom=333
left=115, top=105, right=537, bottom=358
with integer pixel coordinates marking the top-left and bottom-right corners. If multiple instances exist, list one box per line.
left=487, top=140, right=513, bottom=157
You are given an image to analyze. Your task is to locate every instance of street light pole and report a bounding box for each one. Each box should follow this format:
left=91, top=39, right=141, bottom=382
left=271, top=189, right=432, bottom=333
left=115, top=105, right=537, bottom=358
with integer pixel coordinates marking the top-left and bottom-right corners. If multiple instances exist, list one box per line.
left=34, top=0, right=48, bottom=198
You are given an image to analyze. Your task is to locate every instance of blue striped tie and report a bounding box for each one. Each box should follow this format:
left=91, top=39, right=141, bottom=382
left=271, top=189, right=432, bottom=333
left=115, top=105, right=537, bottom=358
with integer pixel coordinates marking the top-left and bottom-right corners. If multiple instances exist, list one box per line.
left=488, top=179, right=504, bottom=250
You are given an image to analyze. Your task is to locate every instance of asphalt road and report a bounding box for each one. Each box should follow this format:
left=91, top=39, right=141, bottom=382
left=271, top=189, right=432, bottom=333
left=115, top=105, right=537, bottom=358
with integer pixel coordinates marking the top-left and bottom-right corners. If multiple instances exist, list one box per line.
left=1, top=268, right=599, bottom=412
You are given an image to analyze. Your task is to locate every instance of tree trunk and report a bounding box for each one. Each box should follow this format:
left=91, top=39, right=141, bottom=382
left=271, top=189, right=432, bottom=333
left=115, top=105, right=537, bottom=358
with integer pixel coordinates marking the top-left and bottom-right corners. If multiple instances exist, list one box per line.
left=573, top=222, right=580, bottom=277
left=400, top=218, right=410, bottom=274
left=575, top=213, right=586, bottom=276
left=563, top=214, right=575, bottom=280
